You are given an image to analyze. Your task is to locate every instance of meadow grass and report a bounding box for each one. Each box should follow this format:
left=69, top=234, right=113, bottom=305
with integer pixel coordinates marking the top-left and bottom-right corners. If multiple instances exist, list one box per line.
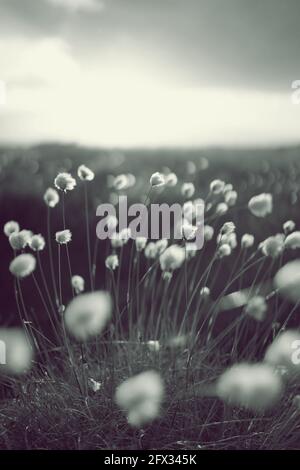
left=0, top=149, right=300, bottom=450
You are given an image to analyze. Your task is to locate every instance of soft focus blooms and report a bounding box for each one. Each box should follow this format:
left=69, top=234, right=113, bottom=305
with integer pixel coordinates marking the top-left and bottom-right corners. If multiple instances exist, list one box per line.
left=245, top=296, right=267, bottom=321
left=204, top=225, right=214, bottom=241
left=159, top=245, right=185, bottom=272
left=248, top=193, right=273, bottom=218
left=274, top=260, right=300, bottom=303
left=64, top=291, right=112, bottom=342
left=113, top=174, right=130, bottom=191
left=200, top=286, right=210, bottom=300
left=71, top=275, right=85, bottom=295
left=260, top=234, right=285, bottom=258
left=77, top=164, right=95, bottom=181
left=241, top=233, right=255, bottom=249
left=217, top=243, right=232, bottom=258
left=283, top=220, right=296, bottom=234
left=111, top=228, right=131, bottom=248
left=220, top=222, right=235, bottom=235
left=43, top=188, right=60, bottom=208
left=9, top=230, right=32, bottom=250
left=9, top=254, right=36, bottom=278
left=165, top=172, right=178, bottom=187
left=144, top=242, right=158, bottom=259
left=30, top=234, right=45, bottom=251
left=210, top=179, right=225, bottom=194
left=115, top=371, right=164, bottom=428
left=181, top=182, right=195, bottom=199
left=54, top=172, right=76, bottom=192
left=88, top=378, right=102, bottom=393
left=216, top=202, right=228, bottom=216
left=4, top=221, right=19, bottom=237
left=224, top=190, right=238, bottom=207
left=180, top=223, right=198, bottom=241
left=155, top=239, right=168, bottom=255
left=217, top=232, right=237, bottom=250
left=146, top=340, right=160, bottom=353
left=264, top=330, right=300, bottom=376
left=105, top=254, right=119, bottom=271
left=150, top=172, right=165, bottom=188
left=55, top=229, right=72, bottom=245
left=135, top=236, right=147, bottom=252
left=216, top=363, right=284, bottom=411
left=0, top=328, right=33, bottom=375
left=284, top=231, right=300, bottom=249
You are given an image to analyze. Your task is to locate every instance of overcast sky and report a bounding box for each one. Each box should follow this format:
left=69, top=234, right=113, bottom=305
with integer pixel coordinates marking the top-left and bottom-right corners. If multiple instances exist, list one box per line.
left=0, top=0, right=299, bottom=147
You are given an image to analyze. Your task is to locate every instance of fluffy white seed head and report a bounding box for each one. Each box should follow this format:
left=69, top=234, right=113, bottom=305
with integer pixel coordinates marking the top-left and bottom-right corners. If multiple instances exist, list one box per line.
left=43, top=188, right=60, bottom=208
left=135, top=236, right=147, bottom=252
left=210, top=179, right=225, bottom=194
left=260, top=234, right=284, bottom=258
left=150, top=172, right=165, bottom=188
left=264, top=330, right=300, bottom=376
left=181, top=182, right=195, bottom=199
left=54, top=172, right=76, bottom=192
left=105, top=254, right=119, bottom=271
left=71, top=275, right=85, bottom=295
left=77, top=164, right=95, bottom=181
left=245, top=296, right=267, bottom=322
left=274, top=260, right=300, bottom=303
left=4, top=221, right=19, bottom=237
left=285, top=231, right=300, bottom=250
left=64, top=291, right=112, bottom=342
left=216, top=363, right=284, bottom=411
left=0, top=328, right=34, bottom=375
left=159, top=245, right=186, bottom=272
left=9, top=253, right=36, bottom=278
left=241, top=233, right=255, bottom=249
left=115, top=371, right=164, bottom=428
left=55, top=229, right=72, bottom=245
left=30, top=234, right=46, bottom=252
left=248, top=193, right=273, bottom=218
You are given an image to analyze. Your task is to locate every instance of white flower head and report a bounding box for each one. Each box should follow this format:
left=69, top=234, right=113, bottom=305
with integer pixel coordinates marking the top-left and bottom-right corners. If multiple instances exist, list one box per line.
left=165, top=172, right=178, bottom=187
left=43, top=188, right=60, bottom=208
left=71, top=275, right=85, bottom=295
left=224, top=190, right=238, bottom=207
left=105, top=254, right=119, bottom=271
left=210, top=179, right=225, bottom=194
left=283, top=220, right=296, bottom=235
left=54, top=172, right=76, bottom=192
left=135, top=236, right=147, bottom=252
left=200, top=286, right=210, bottom=299
left=155, top=239, right=168, bottom=255
left=146, top=340, right=160, bottom=353
left=248, top=193, right=273, bottom=218
left=159, top=245, right=186, bottom=272
left=144, top=242, right=158, bottom=259
left=241, top=234, right=255, bottom=249
left=4, top=221, right=19, bottom=237
left=115, top=371, right=164, bottom=428
left=204, top=225, right=214, bottom=241
left=245, top=296, right=267, bottom=322
left=0, top=328, right=34, bottom=375
left=181, top=182, right=195, bottom=199
left=88, top=378, right=102, bottom=393
left=216, top=202, right=228, bottom=216
left=217, top=243, right=232, bottom=258
left=264, top=330, right=300, bottom=376
left=274, top=260, right=300, bottom=303
left=285, top=231, right=300, bottom=250
left=9, top=230, right=32, bottom=250
left=150, top=172, right=165, bottom=188
left=77, top=164, right=95, bottom=181
left=30, top=234, right=46, bottom=252
left=216, top=363, right=284, bottom=411
left=113, top=174, right=130, bottom=191
left=260, top=234, right=284, bottom=258
left=64, top=291, right=112, bottom=342
left=55, top=229, right=72, bottom=245
left=9, top=254, right=36, bottom=278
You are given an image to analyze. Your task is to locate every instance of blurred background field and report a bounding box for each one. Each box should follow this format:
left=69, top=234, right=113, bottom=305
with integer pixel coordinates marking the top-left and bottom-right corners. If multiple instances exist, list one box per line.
left=1, top=144, right=300, bottom=327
